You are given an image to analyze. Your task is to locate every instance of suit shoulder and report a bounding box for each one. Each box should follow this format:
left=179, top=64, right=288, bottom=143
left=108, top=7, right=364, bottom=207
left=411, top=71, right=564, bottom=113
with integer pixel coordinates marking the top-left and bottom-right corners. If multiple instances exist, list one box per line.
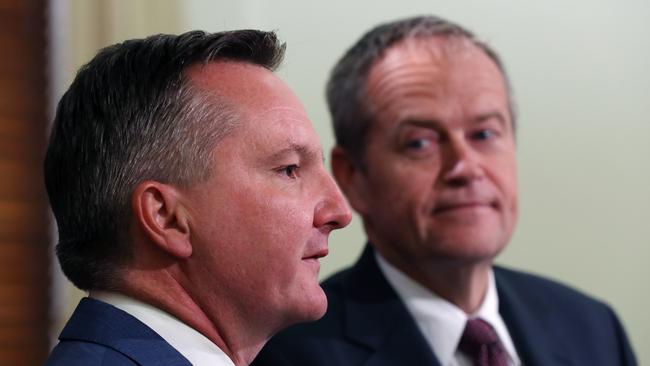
left=45, top=340, right=137, bottom=366
left=495, top=266, right=637, bottom=364
left=493, top=265, right=620, bottom=324
left=494, top=266, right=602, bottom=303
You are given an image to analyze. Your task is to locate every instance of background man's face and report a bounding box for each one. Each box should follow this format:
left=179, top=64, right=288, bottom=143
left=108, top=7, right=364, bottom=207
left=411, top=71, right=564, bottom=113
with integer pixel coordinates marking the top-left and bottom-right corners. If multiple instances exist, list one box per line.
left=180, top=62, right=351, bottom=333
left=355, top=38, right=518, bottom=271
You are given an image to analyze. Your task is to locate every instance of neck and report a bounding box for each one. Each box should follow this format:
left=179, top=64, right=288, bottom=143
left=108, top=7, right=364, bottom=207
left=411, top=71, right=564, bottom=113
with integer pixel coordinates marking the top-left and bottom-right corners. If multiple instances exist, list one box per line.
left=120, top=267, right=266, bottom=366
left=376, top=247, right=492, bottom=314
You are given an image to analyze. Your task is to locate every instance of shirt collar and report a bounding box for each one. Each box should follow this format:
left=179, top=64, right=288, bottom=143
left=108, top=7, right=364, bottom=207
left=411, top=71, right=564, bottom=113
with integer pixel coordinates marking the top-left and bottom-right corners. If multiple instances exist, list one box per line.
left=375, top=252, right=520, bottom=366
left=91, top=291, right=236, bottom=366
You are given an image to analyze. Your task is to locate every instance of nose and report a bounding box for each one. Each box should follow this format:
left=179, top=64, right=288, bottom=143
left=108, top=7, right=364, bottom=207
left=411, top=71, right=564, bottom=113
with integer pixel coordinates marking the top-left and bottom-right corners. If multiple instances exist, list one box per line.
left=441, top=137, right=484, bottom=187
left=313, top=172, right=352, bottom=232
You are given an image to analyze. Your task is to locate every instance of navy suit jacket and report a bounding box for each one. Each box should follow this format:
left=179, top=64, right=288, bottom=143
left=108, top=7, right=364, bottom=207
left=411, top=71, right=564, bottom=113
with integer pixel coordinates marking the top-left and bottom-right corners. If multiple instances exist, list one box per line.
left=45, top=298, right=191, bottom=366
left=253, top=245, right=637, bottom=366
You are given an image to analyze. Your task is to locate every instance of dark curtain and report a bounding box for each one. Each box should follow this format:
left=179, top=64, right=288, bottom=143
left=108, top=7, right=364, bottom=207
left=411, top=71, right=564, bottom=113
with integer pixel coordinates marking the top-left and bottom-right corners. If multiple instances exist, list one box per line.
left=0, top=0, right=51, bottom=365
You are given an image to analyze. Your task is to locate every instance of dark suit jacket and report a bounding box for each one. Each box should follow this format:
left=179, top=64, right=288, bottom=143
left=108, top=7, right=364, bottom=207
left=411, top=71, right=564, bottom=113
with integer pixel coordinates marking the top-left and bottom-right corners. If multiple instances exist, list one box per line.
left=45, top=297, right=191, bottom=366
left=253, top=245, right=637, bottom=366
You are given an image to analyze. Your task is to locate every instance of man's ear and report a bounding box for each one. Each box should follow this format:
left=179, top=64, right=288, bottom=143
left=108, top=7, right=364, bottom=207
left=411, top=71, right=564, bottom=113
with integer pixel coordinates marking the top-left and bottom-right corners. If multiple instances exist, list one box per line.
left=131, top=181, right=192, bottom=259
left=331, top=146, right=369, bottom=215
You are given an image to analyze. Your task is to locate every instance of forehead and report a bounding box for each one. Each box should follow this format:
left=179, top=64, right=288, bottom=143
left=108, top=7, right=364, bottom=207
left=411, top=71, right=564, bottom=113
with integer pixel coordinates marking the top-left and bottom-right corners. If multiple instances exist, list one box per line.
left=368, top=37, right=506, bottom=92
left=375, top=36, right=500, bottom=72
left=185, top=60, right=320, bottom=156
left=364, top=37, right=509, bottom=122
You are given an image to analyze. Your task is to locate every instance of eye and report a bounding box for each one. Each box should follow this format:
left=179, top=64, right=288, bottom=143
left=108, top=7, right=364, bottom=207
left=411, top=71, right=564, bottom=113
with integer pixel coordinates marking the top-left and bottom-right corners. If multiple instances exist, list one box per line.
left=471, top=129, right=499, bottom=141
left=278, top=164, right=299, bottom=179
left=398, top=127, right=440, bottom=158
left=405, top=138, right=432, bottom=150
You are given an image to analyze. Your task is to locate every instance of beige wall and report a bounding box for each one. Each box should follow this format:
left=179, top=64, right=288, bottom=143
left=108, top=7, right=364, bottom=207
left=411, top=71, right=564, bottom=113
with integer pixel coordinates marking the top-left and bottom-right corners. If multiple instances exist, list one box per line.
left=53, top=0, right=649, bottom=363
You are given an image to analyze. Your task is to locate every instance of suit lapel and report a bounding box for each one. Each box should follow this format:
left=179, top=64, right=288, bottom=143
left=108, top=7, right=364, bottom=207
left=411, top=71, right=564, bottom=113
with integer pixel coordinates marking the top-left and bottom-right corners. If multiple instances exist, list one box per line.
left=495, top=268, right=573, bottom=366
left=60, top=298, right=192, bottom=366
left=342, top=245, right=441, bottom=366
left=340, top=250, right=577, bottom=366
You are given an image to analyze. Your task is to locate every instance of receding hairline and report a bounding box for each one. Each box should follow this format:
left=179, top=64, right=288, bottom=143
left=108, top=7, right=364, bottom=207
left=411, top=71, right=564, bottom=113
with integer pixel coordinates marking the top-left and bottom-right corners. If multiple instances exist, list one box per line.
left=184, top=59, right=272, bottom=87
left=366, top=36, right=510, bottom=96
left=183, top=59, right=287, bottom=110
left=383, top=35, right=489, bottom=60
left=363, top=35, right=515, bottom=132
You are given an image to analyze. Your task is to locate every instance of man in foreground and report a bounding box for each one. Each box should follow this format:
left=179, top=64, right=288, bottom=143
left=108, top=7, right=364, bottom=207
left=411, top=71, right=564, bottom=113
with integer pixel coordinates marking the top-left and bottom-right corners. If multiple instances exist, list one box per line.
left=44, top=30, right=351, bottom=366
left=253, top=16, right=636, bottom=366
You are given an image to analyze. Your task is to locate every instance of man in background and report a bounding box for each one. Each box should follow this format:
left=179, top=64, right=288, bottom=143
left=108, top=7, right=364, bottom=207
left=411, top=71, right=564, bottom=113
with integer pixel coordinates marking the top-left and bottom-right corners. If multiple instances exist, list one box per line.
left=44, top=29, right=351, bottom=366
left=253, top=15, right=636, bottom=366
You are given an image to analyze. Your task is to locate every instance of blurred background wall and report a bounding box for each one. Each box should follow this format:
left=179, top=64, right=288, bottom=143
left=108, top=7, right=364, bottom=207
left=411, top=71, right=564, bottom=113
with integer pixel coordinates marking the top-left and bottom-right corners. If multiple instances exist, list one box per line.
left=44, top=0, right=648, bottom=364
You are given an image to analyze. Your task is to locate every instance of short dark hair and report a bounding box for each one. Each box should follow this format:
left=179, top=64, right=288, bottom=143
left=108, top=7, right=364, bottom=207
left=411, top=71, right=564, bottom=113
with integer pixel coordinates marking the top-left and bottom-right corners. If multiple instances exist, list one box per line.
left=44, top=30, right=286, bottom=291
left=327, top=15, right=515, bottom=165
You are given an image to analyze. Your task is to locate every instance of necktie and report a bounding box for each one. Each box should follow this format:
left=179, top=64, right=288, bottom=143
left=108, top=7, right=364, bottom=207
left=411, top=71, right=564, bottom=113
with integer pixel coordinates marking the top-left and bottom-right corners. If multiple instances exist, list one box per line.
left=458, top=318, right=508, bottom=366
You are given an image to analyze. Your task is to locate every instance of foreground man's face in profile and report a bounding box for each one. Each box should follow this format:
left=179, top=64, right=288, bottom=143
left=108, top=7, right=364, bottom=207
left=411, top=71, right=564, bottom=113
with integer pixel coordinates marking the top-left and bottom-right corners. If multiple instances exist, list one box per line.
left=180, top=62, right=352, bottom=333
left=353, top=38, right=518, bottom=273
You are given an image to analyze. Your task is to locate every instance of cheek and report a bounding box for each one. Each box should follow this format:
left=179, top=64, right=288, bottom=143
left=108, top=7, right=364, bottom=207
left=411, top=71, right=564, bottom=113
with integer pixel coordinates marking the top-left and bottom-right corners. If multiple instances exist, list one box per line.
left=265, top=191, right=313, bottom=225
left=246, top=194, right=315, bottom=255
left=501, top=158, right=518, bottom=202
left=369, top=166, right=434, bottom=218
left=201, top=199, right=313, bottom=284
left=490, top=158, right=518, bottom=218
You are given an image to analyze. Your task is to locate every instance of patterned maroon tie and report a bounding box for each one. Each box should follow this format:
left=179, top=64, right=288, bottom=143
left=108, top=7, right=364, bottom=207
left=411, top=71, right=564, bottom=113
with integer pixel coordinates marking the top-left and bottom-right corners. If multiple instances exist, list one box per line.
left=458, top=318, right=508, bottom=366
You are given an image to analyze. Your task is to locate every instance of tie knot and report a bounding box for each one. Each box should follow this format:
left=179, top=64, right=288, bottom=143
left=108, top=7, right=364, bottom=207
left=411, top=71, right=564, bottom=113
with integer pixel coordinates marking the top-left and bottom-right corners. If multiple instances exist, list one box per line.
left=462, top=318, right=500, bottom=346
left=458, top=318, right=508, bottom=366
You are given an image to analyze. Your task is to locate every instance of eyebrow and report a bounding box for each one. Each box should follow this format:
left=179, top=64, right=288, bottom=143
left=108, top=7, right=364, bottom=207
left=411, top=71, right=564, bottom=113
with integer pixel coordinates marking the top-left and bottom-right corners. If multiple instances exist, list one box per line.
left=399, top=119, right=443, bottom=131
left=474, top=111, right=507, bottom=126
left=267, top=142, right=323, bottom=163
left=400, top=111, right=507, bottom=129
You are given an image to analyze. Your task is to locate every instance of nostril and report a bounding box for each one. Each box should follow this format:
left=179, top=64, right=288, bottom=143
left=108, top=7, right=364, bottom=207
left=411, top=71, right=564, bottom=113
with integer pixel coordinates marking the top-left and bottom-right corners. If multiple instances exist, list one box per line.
left=337, top=209, right=353, bottom=229
left=446, top=175, right=472, bottom=188
left=314, top=197, right=352, bottom=232
left=443, top=158, right=484, bottom=185
left=328, top=205, right=352, bottom=230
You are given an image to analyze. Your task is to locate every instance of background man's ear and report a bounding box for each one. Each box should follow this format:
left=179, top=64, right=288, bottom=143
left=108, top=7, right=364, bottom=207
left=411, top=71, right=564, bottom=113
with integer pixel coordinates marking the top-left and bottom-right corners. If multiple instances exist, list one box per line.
left=131, top=181, right=193, bottom=259
left=331, top=146, right=369, bottom=215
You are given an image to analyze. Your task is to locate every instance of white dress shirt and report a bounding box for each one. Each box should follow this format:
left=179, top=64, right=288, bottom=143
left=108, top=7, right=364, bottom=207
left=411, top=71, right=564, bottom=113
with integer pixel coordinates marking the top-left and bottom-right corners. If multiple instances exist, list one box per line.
left=375, top=252, right=521, bottom=366
left=91, top=291, right=236, bottom=366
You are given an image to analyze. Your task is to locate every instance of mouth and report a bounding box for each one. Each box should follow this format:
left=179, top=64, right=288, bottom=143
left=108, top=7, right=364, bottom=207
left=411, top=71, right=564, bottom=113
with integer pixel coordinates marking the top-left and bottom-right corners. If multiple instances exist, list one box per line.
left=302, top=247, right=329, bottom=263
left=433, top=201, right=499, bottom=215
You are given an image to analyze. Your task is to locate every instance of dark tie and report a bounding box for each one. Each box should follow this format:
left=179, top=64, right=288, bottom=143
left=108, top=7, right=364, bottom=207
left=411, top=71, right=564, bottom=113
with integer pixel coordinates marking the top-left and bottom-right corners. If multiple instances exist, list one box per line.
left=458, top=318, right=508, bottom=366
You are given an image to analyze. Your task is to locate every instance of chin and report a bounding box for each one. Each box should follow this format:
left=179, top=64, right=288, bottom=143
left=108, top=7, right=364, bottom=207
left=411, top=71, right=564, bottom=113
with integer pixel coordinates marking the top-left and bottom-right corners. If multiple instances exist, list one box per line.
left=303, top=286, right=328, bottom=320
left=444, top=241, right=507, bottom=263
left=286, top=286, right=328, bottom=326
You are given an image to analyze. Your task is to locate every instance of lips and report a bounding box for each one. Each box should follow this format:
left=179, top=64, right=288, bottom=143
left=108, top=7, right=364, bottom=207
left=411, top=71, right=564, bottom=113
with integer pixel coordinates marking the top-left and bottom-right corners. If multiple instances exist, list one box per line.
left=302, top=246, right=329, bottom=261
left=433, top=199, right=499, bottom=214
